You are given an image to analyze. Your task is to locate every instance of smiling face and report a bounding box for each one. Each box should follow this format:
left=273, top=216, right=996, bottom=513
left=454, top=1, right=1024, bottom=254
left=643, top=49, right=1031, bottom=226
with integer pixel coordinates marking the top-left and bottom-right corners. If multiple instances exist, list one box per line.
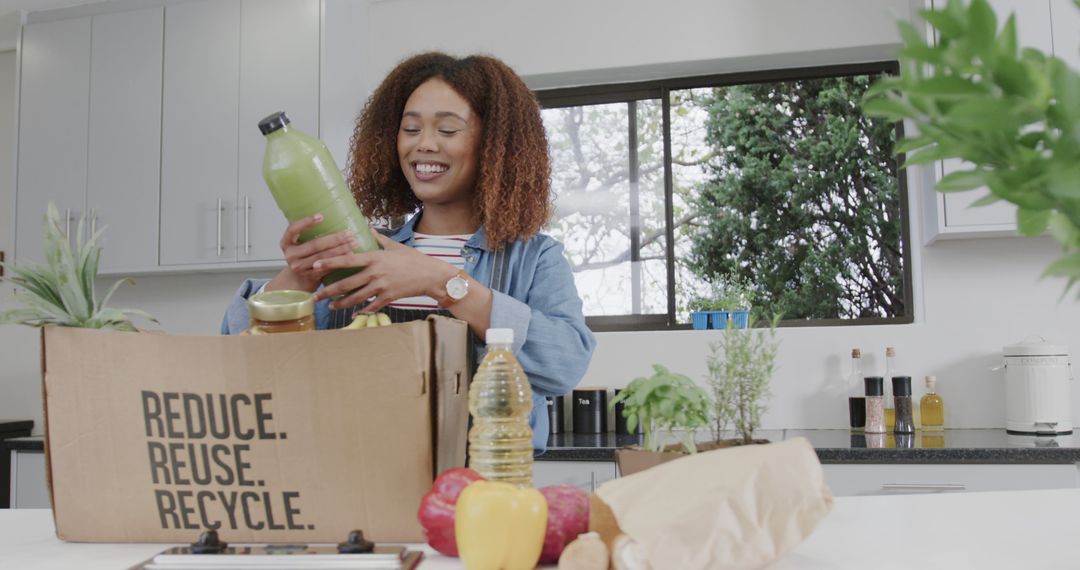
left=397, top=78, right=482, bottom=209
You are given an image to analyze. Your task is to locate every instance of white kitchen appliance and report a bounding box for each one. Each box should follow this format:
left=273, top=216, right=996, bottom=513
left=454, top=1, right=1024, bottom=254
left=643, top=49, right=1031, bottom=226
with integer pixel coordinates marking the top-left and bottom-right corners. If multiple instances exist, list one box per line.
left=1003, top=337, right=1073, bottom=435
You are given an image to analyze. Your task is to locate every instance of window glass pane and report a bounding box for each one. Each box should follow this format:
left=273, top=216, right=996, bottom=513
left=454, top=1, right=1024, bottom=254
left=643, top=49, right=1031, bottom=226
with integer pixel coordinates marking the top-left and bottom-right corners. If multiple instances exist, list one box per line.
left=542, top=101, right=667, bottom=317
left=671, top=75, right=905, bottom=321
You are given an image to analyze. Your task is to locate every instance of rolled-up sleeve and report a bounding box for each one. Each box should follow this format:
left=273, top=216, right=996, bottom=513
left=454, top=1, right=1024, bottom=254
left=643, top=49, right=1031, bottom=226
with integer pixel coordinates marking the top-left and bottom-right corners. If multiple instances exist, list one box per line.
left=488, top=240, right=595, bottom=398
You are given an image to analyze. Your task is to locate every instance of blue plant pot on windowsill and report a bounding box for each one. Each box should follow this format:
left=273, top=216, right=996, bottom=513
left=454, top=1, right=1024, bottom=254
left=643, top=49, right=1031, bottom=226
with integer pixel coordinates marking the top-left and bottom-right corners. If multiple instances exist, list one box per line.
left=691, top=311, right=711, bottom=330
left=729, top=309, right=750, bottom=329
left=708, top=311, right=730, bottom=329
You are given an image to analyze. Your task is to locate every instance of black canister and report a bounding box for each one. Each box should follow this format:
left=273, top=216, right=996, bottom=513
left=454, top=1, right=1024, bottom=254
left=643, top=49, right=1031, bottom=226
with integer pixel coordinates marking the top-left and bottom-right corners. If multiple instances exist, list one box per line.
left=614, top=389, right=643, bottom=435
left=546, top=396, right=565, bottom=435
left=573, top=388, right=607, bottom=434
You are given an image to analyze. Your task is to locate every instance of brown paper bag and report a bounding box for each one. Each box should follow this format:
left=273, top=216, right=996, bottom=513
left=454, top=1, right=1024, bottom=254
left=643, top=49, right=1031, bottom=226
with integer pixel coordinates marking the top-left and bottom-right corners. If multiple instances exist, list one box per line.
left=593, top=437, right=832, bottom=569
left=40, top=316, right=469, bottom=543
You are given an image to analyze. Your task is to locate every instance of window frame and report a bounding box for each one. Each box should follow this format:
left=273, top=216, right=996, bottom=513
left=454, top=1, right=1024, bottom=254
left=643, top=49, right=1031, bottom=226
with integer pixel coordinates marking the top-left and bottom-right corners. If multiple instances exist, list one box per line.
left=536, top=61, right=914, bottom=332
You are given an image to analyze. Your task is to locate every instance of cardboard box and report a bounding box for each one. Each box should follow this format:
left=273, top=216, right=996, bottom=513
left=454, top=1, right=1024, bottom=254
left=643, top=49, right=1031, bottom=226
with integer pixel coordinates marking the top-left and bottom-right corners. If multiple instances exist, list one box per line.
left=40, top=316, right=469, bottom=543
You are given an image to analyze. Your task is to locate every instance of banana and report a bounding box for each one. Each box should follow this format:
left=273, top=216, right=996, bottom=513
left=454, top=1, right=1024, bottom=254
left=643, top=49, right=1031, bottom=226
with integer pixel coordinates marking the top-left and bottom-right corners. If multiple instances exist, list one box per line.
left=343, top=312, right=393, bottom=330
left=343, top=313, right=370, bottom=330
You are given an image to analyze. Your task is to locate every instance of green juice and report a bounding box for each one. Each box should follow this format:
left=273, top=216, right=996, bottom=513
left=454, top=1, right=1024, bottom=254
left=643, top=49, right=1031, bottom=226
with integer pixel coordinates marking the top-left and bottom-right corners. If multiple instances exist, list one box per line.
left=259, top=111, right=379, bottom=286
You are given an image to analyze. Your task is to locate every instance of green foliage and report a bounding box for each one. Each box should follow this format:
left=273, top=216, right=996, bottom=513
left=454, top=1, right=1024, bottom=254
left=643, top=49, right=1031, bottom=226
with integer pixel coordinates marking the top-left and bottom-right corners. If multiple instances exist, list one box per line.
left=688, top=277, right=754, bottom=312
left=706, top=316, right=781, bottom=445
left=609, top=364, right=711, bottom=453
left=688, top=76, right=906, bottom=320
left=864, top=0, right=1080, bottom=296
left=0, top=202, right=156, bottom=330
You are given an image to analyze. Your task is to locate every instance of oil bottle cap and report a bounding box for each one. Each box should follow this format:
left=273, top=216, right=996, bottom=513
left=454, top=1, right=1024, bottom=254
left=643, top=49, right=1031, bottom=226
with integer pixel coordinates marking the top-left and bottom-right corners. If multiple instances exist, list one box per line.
left=487, top=328, right=514, bottom=345
left=258, top=111, right=290, bottom=135
left=926, top=375, right=937, bottom=389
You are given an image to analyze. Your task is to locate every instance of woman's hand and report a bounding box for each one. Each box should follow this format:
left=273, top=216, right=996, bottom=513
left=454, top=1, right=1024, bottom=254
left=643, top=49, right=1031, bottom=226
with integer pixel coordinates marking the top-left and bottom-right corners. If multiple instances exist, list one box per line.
left=266, top=214, right=359, bottom=293
left=312, top=230, right=458, bottom=311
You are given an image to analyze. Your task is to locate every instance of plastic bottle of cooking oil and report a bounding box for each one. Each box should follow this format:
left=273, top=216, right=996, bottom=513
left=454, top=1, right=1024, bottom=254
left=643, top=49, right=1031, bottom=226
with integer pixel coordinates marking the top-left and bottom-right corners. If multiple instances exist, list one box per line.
left=258, top=111, right=379, bottom=287
left=468, top=328, right=534, bottom=486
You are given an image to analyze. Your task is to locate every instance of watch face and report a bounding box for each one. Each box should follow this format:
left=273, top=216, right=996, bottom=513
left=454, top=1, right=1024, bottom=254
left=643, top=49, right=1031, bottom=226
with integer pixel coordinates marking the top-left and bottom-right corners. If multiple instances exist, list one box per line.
left=447, top=276, right=469, bottom=300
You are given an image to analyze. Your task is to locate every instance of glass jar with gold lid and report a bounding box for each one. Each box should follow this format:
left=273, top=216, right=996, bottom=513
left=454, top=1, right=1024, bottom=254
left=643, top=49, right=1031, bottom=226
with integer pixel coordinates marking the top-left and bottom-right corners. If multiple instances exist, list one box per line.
left=247, top=290, right=315, bottom=334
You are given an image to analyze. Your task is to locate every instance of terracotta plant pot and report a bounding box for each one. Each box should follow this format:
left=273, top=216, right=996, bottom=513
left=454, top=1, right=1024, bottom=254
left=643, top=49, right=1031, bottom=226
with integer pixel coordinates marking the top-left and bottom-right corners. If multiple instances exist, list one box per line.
left=615, top=439, right=771, bottom=476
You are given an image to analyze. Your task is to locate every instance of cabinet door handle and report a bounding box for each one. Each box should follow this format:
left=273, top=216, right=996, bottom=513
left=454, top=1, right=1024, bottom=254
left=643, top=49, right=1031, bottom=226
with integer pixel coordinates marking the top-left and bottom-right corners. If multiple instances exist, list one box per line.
left=590, top=471, right=597, bottom=493
left=90, top=211, right=97, bottom=237
left=243, top=196, right=251, bottom=255
left=880, top=483, right=966, bottom=491
left=216, top=198, right=224, bottom=257
left=65, top=208, right=72, bottom=239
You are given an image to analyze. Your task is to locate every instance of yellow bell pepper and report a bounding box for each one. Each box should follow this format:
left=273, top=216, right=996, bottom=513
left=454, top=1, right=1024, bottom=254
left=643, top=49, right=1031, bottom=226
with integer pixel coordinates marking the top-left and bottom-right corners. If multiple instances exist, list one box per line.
left=454, top=481, right=548, bottom=570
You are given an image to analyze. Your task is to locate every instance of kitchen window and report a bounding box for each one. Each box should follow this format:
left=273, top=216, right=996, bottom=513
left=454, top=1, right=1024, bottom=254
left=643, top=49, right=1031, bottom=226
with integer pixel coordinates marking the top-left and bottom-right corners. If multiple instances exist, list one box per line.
left=537, top=62, right=913, bottom=331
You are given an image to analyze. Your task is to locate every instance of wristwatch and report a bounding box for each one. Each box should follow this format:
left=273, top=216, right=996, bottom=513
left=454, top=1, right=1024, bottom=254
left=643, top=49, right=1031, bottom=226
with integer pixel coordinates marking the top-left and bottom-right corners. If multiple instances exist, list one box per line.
left=441, top=270, right=469, bottom=307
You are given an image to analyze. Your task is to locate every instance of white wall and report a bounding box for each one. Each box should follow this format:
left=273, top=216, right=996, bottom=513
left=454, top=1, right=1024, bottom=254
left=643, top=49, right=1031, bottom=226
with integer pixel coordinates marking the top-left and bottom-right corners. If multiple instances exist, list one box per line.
left=3, top=0, right=1079, bottom=435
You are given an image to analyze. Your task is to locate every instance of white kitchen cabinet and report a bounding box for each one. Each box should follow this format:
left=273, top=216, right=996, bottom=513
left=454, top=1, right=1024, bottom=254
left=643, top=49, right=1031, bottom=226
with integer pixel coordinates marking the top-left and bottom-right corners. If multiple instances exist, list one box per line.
left=923, top=0, right=1053, bottom=242
left=534, top=461, right=618, bottom=493
left=1051, top=0, right=1080, bottom=71
left=159, top=0, right=242, bottom=266
left=161, top=0, right=319, bottom=267
left=823, top=463, right=1080, bottom=497
left=15, top=17, right=91, bottom=265
left=17, top=9, right=164, bottom=273
left=87, top=7, right=164, bottom=274
left=10, top=450, right=49, bottom=509
left=237, top=0, right=320, bottom=262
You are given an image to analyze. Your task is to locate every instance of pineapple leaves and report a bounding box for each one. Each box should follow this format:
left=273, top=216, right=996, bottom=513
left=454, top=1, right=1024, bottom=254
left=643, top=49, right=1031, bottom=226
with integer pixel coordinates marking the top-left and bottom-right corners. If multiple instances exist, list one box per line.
left=0, top=202, right=155, bottom=330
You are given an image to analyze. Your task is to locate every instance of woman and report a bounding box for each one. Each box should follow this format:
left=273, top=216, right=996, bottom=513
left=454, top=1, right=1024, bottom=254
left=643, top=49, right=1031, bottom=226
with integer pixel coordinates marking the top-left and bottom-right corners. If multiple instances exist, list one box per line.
left=222, top=52, right=595, bottom=452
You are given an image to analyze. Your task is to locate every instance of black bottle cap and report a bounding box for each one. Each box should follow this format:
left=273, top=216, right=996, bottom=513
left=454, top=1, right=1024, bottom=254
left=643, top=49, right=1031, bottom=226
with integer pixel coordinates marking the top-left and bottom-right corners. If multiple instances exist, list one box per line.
left=864, top=376, right=884, bottom=396
left=892, top=376, right=912, bottom=396
left=258, top=111, right=290, bottom=135
left=337, top=529, right=375, bottom=554
left=190, top=530, right=228, bottom=554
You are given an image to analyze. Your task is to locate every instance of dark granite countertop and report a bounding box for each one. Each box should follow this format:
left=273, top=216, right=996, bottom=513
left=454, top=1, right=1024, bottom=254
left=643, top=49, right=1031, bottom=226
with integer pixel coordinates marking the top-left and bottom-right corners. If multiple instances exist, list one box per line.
left=539, top=429, right=1080, bottom=464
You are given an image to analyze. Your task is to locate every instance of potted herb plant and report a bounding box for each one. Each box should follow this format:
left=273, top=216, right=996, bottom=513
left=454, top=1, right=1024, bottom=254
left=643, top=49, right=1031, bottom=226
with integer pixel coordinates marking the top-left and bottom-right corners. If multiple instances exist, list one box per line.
left=863, top=0, right=1080, bottom=295
left=688, top=278, right=755, bottom=330
left=611, top=317, right=781, bottom=475
left=706, top=315, right=781, bottom=445
left=608, top=364, right=711, bottom=474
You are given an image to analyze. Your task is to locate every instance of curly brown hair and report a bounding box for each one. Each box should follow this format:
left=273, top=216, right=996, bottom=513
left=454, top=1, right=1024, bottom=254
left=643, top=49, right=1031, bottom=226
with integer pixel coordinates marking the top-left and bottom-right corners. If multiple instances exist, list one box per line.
left=346, top=52, right=552, bottom=248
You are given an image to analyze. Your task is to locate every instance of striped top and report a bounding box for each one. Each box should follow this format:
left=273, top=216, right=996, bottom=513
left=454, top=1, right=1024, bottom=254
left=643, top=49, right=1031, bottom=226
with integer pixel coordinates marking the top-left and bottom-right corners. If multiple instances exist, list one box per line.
left=388, top=232, right=473, bottom=310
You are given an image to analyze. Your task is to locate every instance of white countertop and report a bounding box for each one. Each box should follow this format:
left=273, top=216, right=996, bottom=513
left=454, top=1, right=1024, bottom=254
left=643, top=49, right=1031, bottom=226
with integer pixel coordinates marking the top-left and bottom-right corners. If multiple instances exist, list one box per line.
left=6, top=488, right=1080, bottom=569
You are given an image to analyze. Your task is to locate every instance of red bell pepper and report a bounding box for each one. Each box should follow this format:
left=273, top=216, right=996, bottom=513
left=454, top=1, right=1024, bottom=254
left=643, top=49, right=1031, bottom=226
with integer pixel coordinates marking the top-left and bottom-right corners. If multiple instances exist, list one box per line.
left=417, top=467, right=485, bottom=556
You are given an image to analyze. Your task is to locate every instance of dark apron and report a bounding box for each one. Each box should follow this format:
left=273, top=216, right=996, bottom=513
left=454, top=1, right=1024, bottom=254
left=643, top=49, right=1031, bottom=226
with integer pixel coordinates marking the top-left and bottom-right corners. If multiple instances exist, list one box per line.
left=324, top=246, right=511, bottom=346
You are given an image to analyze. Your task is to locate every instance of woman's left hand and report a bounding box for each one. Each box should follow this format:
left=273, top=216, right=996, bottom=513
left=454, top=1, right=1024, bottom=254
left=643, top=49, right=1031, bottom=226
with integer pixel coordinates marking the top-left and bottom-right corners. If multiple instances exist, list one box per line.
left=311, top=229, right=458, bottom=312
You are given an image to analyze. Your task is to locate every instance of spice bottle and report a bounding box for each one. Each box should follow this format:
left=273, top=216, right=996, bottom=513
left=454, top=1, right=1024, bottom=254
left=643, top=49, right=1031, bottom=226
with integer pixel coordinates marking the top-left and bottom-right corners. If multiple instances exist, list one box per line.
left=884, top=347, right=897, bottom=430
left=864, top=376, right=886, bottom=434
left=892, top=376, right=915, bottom=434
left=921, top=375, right=945, bottom=431
left=247, top=290, right=315, bottom=334
left=847, top=348, right=866, bottom=431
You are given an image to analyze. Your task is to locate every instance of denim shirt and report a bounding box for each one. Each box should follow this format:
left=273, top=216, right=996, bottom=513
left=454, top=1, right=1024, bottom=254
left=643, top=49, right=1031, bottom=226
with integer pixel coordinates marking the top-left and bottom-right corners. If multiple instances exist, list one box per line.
left=221, top=214, right=596, bottom=452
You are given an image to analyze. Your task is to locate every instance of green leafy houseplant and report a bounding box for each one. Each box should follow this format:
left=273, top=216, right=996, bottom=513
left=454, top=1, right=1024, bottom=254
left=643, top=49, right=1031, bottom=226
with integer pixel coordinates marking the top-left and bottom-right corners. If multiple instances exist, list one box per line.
left=863, top=0, right=1080, bottom=294
left=706, top=316, right=780, bottom=445
left=0, top=202, right=155, bottom=330
left=609, top=364, right=711, bottom=453
left=689, top=278, right=754, bottom=312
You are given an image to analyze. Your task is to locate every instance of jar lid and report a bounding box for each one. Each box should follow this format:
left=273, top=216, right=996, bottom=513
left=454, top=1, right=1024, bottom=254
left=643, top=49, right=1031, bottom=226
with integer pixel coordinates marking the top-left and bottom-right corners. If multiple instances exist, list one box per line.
left=864, top=376, right=884, bottom=396
left=1003, top=336, right=1068, bottom=357
left=248, top=290, right=315, bottom=322
left=891, top=376, right=912, bottom=396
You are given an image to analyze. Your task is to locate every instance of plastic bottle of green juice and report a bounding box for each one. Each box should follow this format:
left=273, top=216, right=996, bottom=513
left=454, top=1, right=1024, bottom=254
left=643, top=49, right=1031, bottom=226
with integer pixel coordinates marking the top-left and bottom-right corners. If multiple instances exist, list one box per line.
left=258, top=111, right=379, bottom=286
